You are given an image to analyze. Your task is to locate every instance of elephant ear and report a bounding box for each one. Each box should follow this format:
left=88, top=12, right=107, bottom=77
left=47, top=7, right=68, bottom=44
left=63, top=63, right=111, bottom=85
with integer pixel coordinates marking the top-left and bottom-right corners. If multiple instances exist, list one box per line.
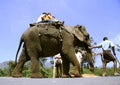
left=71, top=26, right=84, bottom=41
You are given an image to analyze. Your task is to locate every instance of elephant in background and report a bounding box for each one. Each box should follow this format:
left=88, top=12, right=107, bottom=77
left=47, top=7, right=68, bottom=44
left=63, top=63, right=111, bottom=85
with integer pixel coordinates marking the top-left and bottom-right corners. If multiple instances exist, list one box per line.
left=12, top=22, right=93, bottom=78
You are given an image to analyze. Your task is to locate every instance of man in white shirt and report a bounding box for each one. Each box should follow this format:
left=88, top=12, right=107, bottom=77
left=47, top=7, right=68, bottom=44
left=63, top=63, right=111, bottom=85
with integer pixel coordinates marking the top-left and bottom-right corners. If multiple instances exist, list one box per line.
left=89, top=37, right=120, bottom=76
left=36, top=12, right=47, bottom=22
left=53, top=53, right=62, bottom=78
left=75, top=50, right=82, bottom=64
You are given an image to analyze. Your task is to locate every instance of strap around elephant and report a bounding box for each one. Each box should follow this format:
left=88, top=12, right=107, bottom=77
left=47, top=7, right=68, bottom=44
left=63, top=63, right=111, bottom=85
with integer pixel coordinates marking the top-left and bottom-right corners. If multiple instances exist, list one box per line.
left=37, top=21, right=64, bottom=28
left=37, top=23, right=56, bottom=29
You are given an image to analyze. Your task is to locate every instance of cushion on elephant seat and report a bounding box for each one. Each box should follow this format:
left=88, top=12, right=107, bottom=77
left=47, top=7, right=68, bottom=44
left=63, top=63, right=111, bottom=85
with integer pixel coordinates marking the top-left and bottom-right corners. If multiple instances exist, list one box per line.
left=36, top=21, right=64, bottom=29
left=36, top=23, right=56, bottom=29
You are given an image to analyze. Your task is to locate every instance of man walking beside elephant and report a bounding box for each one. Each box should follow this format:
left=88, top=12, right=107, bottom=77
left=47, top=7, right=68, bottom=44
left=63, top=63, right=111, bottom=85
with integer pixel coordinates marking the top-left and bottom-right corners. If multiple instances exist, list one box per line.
left=89, top=37, right=120, bottom=76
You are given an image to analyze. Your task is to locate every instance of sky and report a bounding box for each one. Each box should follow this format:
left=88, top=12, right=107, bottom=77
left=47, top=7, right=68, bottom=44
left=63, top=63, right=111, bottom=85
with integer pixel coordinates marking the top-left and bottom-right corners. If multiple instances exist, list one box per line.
left=0, top=0, right=120, bottom=67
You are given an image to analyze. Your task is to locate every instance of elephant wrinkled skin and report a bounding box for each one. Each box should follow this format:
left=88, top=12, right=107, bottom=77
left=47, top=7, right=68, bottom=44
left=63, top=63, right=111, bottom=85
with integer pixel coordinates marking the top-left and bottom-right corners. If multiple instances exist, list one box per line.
left=12, top=22, right=93, bottom=78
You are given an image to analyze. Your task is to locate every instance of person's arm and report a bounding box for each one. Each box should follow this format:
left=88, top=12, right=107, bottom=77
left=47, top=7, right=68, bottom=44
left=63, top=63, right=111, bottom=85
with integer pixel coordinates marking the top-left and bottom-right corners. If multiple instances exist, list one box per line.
left=110, top=41, right=116, bottom=56
left=89, top=45, right=102, bottom=49
left=112, top=46, right=116, bottom=56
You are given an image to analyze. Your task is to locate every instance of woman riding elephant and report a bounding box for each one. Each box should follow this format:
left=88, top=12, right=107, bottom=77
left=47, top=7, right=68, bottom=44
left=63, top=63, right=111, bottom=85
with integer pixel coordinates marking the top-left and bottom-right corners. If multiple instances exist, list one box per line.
left=12, top=22, right=93, bottom=78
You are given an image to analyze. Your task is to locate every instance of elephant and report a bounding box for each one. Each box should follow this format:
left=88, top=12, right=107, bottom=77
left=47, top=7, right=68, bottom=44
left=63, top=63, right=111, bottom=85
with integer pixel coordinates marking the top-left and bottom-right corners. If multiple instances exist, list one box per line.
left=12, top=22, right=94, bottom=78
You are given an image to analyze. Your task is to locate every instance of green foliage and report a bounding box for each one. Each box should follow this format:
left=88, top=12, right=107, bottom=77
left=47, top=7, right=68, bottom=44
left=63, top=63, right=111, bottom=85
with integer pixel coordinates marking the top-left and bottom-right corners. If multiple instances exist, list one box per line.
left=0, top=61, right=120, bottom=77
left=23, top=69, right=31, bottom=77
left=22, top=61, right=53, bottom=78
left=40, top=67, right=53, bottom=78
left=0, top=68, right=11, bottom=77
left=0, top=69, right=5, bottom=76
left=93, top=68, right=103, bottom=76
left=83, top=68, right=94, bottom=74
left=83, top=67, right=120, bottom=76
left=22, top=67, right=53, bottom=78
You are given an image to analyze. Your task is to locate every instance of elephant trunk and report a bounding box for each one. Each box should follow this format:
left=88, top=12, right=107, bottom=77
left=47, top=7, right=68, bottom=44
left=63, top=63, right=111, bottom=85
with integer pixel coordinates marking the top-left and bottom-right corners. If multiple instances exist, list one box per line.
left=86, top=45, right=94, bottom=72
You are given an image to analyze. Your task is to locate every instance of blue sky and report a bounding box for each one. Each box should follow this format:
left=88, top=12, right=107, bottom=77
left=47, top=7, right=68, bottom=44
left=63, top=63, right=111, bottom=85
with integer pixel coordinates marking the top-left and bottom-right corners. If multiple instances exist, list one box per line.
left=0, top=0, right=120, bottom=67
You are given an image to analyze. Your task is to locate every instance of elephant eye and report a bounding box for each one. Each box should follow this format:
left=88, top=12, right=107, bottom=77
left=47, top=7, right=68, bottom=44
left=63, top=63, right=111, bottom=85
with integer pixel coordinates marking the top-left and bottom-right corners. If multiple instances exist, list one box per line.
left=79, top=26, right=82, bottom=28
left=86, top=35, right=90, bottom=40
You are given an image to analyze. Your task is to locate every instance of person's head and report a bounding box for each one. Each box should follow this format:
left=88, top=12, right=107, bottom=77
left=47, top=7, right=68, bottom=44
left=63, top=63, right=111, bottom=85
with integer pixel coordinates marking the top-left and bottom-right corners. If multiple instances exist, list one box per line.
left=47, top=12, right=51, bottom=15
left=103, top=37, right=108, bottom=41
left=42, top=12, right=47, bottom=15
left=75, top=48, right=79, bottom=53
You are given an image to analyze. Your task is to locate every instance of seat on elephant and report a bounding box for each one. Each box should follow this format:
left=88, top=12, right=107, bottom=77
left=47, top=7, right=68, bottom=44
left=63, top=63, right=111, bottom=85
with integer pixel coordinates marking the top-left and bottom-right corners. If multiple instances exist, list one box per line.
left=30, top=21, right=64, bottom=28
left=36, top=21, right=65, bottom=42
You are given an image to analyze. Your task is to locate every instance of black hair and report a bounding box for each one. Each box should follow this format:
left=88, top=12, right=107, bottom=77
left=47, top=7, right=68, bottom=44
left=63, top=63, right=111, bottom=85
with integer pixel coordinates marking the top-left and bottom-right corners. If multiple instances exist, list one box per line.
left=103, top=37, right=108, bottom=41
left=42, top=12, right=47, bottom=14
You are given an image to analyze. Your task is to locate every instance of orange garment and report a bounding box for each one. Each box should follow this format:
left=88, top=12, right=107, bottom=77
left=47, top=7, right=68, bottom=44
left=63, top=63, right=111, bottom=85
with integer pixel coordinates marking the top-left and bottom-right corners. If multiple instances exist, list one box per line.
left=44, top=15, right=51, bottom=20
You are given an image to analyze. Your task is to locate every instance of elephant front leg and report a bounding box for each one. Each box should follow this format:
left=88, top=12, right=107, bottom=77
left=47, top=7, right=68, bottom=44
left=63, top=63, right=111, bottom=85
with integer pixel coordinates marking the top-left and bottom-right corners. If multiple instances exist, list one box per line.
left=61, top=52, right=81, bottom=78
left=30, top=57, right=42, bottom=78
left=62, top=57, right=70, bottom=78
left=88, top=56, right=94, bottom=72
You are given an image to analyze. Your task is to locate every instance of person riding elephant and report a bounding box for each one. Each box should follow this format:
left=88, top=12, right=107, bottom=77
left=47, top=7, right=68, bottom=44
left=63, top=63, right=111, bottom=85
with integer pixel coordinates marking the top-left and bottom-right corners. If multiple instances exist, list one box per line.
left=12, top=22, right=93, bottom=78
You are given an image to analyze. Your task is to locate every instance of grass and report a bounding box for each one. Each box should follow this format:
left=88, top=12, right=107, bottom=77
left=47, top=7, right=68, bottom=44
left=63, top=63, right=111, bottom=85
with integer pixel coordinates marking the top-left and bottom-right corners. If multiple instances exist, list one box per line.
left=83, top=67, right=120, bottom=76
left=1, top=65, right=120, bottom=77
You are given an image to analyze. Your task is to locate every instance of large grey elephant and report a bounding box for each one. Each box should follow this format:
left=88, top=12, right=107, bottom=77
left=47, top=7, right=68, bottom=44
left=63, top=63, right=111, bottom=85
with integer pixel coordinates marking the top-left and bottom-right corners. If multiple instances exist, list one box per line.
left=12, top=22, right=94, bottom=78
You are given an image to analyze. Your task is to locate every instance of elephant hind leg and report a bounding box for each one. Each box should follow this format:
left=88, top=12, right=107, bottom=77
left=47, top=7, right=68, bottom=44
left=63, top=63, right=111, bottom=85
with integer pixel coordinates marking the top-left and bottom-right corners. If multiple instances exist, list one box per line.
left=29, top=56, right=42, bottom=78
left=12, top=49, right=30, bottom=77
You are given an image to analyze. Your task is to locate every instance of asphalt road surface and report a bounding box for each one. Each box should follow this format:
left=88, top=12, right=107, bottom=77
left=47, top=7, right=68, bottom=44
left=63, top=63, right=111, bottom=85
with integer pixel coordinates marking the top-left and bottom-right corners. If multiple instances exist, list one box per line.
left=0, top=76, right=120, bottom=85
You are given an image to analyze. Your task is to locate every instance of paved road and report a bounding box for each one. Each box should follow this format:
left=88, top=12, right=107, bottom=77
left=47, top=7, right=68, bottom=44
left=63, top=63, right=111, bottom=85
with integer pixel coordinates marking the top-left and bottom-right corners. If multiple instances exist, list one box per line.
left=0, top=76, right=120, bottom=85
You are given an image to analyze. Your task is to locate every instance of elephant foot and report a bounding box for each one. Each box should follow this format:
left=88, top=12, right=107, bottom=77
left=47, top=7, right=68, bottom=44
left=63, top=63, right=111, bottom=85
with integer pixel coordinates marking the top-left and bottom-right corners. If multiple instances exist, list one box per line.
left=114, top=72, right=120, bottom=76
left=61, top=74, right=71, bottom=78
left=30, top=73, right=43, bottom=78
left=12, top=72, right=22, bottom=78
left=102, top=72, right=107, bottom=77
left=70, top=66, right=82, bottom=77
left=70, top=71, right=81, bottom=78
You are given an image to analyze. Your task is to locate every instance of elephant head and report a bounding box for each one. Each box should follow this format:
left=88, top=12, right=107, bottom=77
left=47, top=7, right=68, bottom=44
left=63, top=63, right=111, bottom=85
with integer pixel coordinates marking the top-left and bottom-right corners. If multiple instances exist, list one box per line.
left=71, top=25, right=94, bottom=71
left=65, top=25, right=91, bottom=49
left=72, top=25, right=91, bottom=46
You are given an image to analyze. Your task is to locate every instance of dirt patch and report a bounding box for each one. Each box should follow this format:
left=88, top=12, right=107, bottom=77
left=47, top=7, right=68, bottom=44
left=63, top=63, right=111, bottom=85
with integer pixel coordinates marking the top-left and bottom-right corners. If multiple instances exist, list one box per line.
left=82, top=74, right=99, bottom=78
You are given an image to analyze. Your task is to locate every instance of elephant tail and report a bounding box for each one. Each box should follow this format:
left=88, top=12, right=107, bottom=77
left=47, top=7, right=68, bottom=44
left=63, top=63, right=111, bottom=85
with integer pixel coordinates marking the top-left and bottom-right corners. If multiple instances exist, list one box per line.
left=15, top=36, right=24, bottom=65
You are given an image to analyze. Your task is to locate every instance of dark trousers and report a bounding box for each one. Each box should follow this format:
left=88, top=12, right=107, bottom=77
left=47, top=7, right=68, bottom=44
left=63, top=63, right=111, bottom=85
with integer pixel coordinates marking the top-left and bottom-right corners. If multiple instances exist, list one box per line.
left=103, top=50, right=116, bottom=62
